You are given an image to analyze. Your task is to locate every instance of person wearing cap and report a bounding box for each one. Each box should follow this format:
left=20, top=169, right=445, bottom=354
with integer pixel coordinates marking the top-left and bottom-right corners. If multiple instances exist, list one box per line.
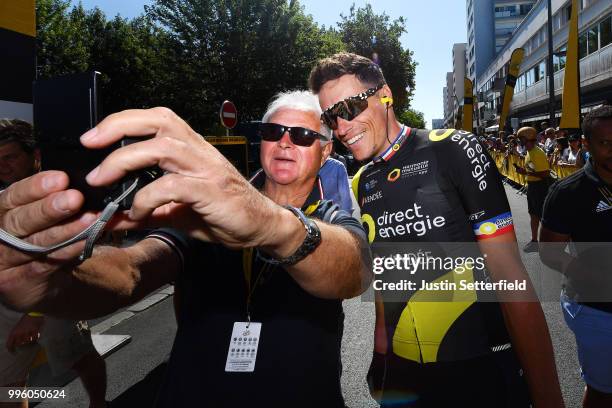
left=560, top=134, right=582, bottom=165
left=537, top=121, right=549, bottom=145
left=551, top=136, right=569, bottom=166
left=541, top=128, right=556, bottom=155
left=556, top=127, right=567, bottom=140
left=513, top=126, right=551, bottom=252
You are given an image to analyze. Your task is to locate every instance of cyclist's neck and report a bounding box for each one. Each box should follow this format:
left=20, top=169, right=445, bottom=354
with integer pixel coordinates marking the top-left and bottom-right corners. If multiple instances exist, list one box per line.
left=373, top=120, right=404, bottom=158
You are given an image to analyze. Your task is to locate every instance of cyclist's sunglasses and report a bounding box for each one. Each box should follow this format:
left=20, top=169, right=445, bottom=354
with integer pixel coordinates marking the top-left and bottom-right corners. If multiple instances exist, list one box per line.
left=258, top=123, right=327, bottom=147
left=321, top=82, right=385, bottom=130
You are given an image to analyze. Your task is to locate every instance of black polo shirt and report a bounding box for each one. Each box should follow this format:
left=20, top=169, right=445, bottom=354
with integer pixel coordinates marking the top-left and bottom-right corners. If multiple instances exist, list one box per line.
left=150, top=173, right=368, bottom=407
left=541, top=159, right=612, bottom=312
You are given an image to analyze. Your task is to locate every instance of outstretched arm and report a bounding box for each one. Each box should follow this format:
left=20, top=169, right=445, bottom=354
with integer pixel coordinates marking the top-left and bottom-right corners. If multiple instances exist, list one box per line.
left=38, top=237, right=180, bottom=319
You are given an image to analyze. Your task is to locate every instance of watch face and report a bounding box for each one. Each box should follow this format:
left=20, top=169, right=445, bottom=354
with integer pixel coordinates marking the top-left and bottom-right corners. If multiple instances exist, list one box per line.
left=272, top=207, right=322, bottom=266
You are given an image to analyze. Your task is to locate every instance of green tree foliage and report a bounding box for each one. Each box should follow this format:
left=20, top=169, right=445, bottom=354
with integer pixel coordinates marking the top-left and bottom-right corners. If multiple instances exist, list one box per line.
left=36, top=0, right=171, bottom=115
left=145, top=0, right=346, bottom=131
left=35, top=0, right=416, bottom=133
left=338, top=4, right=417, bottom=113
left=397, top=108, right=426, bottom=129
left=37, top=0, right=90, bottom=77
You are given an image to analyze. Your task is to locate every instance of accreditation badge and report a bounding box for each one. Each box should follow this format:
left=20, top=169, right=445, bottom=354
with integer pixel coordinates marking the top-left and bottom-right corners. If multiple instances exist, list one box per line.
left=225, top=322, right=262, bottom=372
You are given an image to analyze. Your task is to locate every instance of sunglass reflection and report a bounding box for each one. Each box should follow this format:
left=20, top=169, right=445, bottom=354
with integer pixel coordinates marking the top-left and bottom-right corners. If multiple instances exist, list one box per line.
left=321, top=82, right=385, bottom=130
left=258, top=123, right=326, bottom=147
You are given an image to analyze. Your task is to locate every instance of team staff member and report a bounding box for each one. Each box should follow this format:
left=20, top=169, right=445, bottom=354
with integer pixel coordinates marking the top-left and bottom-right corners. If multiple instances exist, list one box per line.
left=513, top=126, right=551, bottom=252
left=0, top=92, right=371, bottom=407
left=540, top=105, right=612, bottom=408
left=310, top=53, right=562, bottom=407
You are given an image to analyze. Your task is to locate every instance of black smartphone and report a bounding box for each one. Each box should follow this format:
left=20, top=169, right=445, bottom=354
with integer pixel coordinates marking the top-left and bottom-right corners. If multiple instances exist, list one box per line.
left=35, top=71, right=160, bottom=210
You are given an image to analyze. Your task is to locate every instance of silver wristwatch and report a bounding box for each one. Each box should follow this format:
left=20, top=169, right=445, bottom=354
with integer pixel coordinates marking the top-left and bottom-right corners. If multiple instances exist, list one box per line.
left=257, top=205, right=322, bottom=266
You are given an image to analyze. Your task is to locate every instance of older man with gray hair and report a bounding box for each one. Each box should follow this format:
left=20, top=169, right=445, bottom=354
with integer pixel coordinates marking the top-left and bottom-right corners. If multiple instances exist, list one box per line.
left=0, top=91, right=372, bottom=407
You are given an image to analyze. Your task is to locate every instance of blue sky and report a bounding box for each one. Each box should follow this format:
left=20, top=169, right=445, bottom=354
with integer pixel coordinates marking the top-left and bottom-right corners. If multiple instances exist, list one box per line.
left=70, top=0, right=467, bottom=127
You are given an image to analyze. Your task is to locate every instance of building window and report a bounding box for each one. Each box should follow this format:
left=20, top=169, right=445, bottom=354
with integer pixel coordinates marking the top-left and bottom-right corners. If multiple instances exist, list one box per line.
left=526, top=68, right=535, bottom=87
left=581, top=0, right=596, bottom=10
left=520, top=4, right=533, bottom=15
left=532, top=33, right=541, bottom=49
left=553, top=45, right=567, bottom=72
left=587, top=25, right=599, bottom=54
left=495, top=5, right=519, bottom=18
left=553, top=11, right=562, bottom=32
left=538, top=60, right=546, bottom=82
left=515, top=74, right=526, bottom=92
left=579, top=31, right=588, bottom=59
left=601, top=16, right=612, bottom=48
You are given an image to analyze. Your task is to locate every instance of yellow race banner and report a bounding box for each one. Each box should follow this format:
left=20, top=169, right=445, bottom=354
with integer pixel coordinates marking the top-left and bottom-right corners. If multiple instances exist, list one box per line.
left=489, top=151, right=578, bottom=186
left=499, top=48, right=525, bottom=133
left=463, top=77, right=473, bottom=133
left=559, top=0, right=580, bottom=130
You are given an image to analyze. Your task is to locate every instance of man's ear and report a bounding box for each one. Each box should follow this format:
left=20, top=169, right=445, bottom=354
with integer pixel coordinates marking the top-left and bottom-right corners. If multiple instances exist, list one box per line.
left=379, top=84, right=394, bottom=107
left=321, top=142, right=333, bottom=166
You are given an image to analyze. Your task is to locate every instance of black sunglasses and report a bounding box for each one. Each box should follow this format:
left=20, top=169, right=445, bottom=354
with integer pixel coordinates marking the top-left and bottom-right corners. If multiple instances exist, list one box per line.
left=258, top=123, right=327, bottom=147
left=321, top=83, right=385, bottom=130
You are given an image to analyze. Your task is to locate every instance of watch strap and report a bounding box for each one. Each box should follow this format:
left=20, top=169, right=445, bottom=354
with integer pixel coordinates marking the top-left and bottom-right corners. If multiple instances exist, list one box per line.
left=257, top=206, right=322, bottom=266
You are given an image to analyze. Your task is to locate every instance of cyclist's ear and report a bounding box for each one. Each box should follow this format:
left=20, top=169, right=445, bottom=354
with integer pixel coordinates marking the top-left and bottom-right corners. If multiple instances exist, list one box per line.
left=379, top=84, right=394, bottom=107
left=380, top=96, right=393, bottom=106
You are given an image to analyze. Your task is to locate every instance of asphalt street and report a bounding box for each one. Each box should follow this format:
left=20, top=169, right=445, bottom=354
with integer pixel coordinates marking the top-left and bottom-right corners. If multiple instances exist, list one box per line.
left=36, top=183, right=582, bottom=408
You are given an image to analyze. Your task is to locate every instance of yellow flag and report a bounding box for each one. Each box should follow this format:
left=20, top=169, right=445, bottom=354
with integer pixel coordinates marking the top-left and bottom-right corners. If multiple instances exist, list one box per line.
left=559, top=0, right=580, bottom=130
left=499, top=48, right=525, bottom=133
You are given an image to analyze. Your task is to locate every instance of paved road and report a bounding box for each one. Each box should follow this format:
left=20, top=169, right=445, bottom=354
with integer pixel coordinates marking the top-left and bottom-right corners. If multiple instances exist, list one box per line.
left=503, top=183, right=582, bottom=408
left=37, top=183, right=582, bottom=407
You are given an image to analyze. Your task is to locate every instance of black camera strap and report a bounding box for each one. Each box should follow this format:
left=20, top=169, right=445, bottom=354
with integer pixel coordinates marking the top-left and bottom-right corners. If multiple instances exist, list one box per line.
left=0, top=178, right=140, bottom=261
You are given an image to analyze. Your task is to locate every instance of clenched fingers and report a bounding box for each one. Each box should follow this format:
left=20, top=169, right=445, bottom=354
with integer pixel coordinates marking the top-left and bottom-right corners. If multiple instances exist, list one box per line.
left=85, top=136, right=210, bottom=187
left=80, top=107, right=199, bottom=150
left=0, top=171, right=69, bottom=212
left=2, top=189, right=84, bottom=237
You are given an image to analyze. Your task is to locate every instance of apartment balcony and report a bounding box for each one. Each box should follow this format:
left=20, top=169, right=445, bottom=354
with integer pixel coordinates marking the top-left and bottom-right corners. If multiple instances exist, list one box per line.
left=510, top=43, right=612, bottom=112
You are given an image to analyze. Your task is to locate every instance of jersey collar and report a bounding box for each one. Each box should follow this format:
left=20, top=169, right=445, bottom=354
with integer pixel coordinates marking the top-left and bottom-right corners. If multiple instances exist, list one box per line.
left=374, top=125, right=411, bottom=163
left=249, top=169, right=324, bottom=213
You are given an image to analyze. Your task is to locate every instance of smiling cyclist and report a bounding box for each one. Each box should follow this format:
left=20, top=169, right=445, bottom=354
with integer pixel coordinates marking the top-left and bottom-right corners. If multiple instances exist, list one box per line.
left=310, top=52, right=563, bottom=408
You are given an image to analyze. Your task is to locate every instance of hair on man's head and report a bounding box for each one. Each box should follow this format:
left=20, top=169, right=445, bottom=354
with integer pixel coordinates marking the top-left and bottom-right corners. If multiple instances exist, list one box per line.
left=0, top=119, right=36, bottom=153
left=309, top=52, right=386, bottom=94
left=582, top=105, right=612, bottom=140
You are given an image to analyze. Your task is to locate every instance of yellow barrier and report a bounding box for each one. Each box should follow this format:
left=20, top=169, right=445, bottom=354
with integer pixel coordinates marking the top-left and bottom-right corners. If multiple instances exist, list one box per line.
left=489, top=151, right=579, bottom=187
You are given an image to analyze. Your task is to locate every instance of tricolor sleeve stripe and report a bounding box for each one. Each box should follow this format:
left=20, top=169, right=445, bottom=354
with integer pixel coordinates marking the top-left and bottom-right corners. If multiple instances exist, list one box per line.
left=473, top=211, right=514, bottom=240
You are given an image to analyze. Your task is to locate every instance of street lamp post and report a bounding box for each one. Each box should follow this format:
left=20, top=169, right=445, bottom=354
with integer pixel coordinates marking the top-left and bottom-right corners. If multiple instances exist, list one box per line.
left=547, top=0, right=556, bottom=127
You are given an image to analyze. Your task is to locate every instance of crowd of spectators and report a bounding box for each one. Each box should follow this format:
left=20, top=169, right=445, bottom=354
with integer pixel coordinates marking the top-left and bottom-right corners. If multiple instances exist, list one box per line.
left=481, top=121, right=589, bottom=171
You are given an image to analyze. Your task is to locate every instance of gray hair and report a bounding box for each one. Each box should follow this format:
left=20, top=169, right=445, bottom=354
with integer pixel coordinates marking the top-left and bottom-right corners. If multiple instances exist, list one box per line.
left=261, top=90, right=332, bottom=143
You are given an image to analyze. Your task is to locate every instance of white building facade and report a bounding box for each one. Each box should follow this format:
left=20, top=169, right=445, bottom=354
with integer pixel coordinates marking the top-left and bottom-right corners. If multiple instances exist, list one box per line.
left=476, top=0, right=612, bottom=131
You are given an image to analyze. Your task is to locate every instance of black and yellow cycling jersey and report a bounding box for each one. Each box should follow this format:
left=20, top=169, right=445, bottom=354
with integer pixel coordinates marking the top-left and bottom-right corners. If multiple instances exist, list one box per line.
left=354, top=127, right=516, bottom=364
